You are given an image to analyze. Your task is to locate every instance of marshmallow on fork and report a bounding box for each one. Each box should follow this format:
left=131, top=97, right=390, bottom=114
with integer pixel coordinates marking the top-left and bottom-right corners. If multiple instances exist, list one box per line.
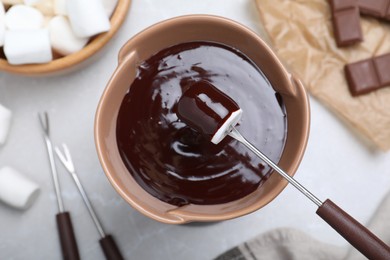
left=0, top=103, right=12, bottom=145
left=4, top=29, right=52, bottom=64
left=5, top=4, right=44, bottom=29
left=0, top=167, right=40, bottom=209
left=67, top=0, right=110, bottom=38
left=48, top=16, right=89, bottom=56
left=177, top=81, right=243, bottom=145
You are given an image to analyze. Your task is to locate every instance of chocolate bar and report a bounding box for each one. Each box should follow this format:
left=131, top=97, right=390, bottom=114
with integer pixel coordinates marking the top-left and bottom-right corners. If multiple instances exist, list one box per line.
left=358, top=0, right=390, bottom=19
left=345, top=53, right=390, bottom=96
left=329, top=0, right=363, bottom=47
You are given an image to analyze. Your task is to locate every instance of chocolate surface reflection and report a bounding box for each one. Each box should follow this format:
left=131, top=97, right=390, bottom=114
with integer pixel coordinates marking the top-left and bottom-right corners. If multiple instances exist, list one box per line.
left=116, top=42, right=287, bottom=206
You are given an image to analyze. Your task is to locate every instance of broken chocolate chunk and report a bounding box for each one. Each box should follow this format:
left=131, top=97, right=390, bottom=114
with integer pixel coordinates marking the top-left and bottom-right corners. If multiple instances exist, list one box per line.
left=345, top=53, right=390, bottom=96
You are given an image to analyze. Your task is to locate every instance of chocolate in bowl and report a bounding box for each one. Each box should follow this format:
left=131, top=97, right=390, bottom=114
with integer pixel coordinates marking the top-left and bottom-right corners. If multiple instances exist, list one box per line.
left=116, top=41, right=287, bottom=206
left=95, top=15, right=310, bottom=224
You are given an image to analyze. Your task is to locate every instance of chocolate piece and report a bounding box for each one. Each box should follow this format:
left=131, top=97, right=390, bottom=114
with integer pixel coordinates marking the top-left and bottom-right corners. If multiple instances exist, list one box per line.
left=330, top=0, right=358, bottom=12
left=329, top=0, right=363, bottom=47
left=177, top=80, right=242, bottom=144
left=345, top=53, right=390, bottom=96
left=116, top=42, right=287, bottom=206
left=358, top=0, right=390, bottom=18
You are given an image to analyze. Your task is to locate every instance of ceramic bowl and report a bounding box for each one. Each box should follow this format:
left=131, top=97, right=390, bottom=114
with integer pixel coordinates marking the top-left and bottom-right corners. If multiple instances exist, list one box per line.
left=95, top=15, right=310, bottom=224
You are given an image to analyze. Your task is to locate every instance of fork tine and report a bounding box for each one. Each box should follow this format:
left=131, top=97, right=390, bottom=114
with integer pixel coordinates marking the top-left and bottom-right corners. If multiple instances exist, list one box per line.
left=63, top=144, right=72, bottom=163
left=55, top=144, right=75, bottom=173
left=38, top=112, right=49, bottom=135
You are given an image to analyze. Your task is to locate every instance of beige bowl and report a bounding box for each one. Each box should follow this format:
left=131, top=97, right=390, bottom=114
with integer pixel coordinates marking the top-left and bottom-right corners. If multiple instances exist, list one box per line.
left=95, top=15, right=310, bottom=224
left=0, top=0, right=131, bottom=76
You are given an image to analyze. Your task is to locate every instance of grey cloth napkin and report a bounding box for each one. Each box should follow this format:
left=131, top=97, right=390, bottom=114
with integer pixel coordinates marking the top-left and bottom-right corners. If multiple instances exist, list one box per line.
left=215, top=191, right=390, bottom=260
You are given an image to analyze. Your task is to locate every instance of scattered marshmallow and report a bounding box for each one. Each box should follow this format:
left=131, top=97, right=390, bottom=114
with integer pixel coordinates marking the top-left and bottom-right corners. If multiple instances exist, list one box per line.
left=67, top=0, right=110, bottom=38
left=102, top=0, right=117, bottom=17
left=49, top=16, right=88, bottom=56
left=0, top=167, right=40, bottom=210
left=4, top=29, right=52, bottom=65
left=32, top=0, right=53, bottom=16
left=0, top=2, right=4, bottom=47
left=5, top=5, right=44, bottom=30
left=53, top=0, right=66, bottom=15
left=0, top=104, right=12, bottom=145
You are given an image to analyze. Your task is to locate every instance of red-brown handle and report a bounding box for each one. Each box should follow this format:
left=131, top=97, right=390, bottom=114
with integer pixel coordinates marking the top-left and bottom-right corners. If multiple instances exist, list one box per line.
left=56, top=212, right=80, bottom=260
left=317, top=199, right=390, bottom=260
left=99, top=234, right=124, bottom=260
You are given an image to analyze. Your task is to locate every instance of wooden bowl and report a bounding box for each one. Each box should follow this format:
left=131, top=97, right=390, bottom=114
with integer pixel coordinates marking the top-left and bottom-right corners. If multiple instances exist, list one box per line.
left=0, top=0, right=131, bottom=76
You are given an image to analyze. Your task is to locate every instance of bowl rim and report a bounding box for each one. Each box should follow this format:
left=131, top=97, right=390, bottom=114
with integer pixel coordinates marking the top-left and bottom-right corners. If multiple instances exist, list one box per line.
left=95, top=14, right=311, bottom=224
left=0, top=0, right=131, bottom=75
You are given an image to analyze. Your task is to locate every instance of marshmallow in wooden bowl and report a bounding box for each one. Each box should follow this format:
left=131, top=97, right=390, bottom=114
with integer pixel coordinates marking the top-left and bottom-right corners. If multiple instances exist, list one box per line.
left=0, top=167, right=40, bottom=209
left=5, top=5, right=44, bottom=30
left=48, top=15, right=88, bottom=55
left=67, top=0, right=110, bottom=38
left=0, top=2, right=4, bottom=46
left=4, top=29, right=52, bottom=64
left=0, top=103, right=12, bottom=146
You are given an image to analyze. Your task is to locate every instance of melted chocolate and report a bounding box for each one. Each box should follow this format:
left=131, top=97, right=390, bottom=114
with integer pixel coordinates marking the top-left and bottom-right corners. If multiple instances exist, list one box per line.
left=177, top=80, right=240, bottom=140
left=116, top=42, right=287, bottom=206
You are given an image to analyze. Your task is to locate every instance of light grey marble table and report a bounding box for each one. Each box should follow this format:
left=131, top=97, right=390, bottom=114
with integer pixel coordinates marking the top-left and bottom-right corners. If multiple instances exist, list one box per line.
left=1, top=0, right=390, bottom=259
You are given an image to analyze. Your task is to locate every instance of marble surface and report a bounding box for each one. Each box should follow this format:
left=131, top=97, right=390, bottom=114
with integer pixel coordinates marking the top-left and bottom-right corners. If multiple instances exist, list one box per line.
left=1, top=0, right=390, bottom=259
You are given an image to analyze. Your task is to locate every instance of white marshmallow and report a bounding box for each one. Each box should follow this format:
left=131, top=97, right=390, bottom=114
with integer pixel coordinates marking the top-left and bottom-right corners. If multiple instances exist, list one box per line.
left=0, top=23, right=4, bottom=47
left=0, top=167, right=40, bottom=209
left=0, top=104, right=12, bottom=145
left=211, top=109, right=243, bottom=145
left=0, top=1, right=4, bottom=17
left=53, top=0, right=66, bottom=15
left=49, top=16, right=88, bottom=56
left=5, top=5, right=44, bottom=30
left=4, top=29, right=53, bottom=65
left=67, top=0, right=110, bottom=38
left=102, top=0, right=117, bottom=17
left=32, top=0, right=54, bottom=16
left=0, top=2, right=4, bottom=47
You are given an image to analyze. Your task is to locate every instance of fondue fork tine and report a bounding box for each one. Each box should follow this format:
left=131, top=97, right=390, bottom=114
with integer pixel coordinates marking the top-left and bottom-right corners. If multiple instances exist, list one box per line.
left=38, top=112, right=80, bottom=260
left=55, top=144, right=124, bottom=260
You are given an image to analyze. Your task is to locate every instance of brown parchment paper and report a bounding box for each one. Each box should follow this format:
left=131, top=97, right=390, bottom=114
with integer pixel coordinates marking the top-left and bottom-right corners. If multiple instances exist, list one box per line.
left=256, top=0, right=390, bottom=151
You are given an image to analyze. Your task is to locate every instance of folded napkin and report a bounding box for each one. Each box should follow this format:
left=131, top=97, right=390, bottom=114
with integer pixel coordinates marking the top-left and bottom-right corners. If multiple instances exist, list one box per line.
left=215, top=190, right=390, bottom=259
left=255, top=0, right=390, bottom=151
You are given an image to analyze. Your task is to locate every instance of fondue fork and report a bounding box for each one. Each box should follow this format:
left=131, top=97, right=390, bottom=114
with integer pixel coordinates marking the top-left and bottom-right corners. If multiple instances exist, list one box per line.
left=55, top=144, right=124, bottom=260
left=177, top=82, right=390, bottom=260
left=38, top=112, right=80, bottom=260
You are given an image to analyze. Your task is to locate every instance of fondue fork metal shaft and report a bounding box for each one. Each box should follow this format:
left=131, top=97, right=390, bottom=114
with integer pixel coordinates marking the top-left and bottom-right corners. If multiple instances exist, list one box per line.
left=38, top=112, right=80, bottom=260
left=229, top=128, right=322, bottom=206
left=229, top=127, right=390, bottom=260
left=55, top=144, right=124, bottom=260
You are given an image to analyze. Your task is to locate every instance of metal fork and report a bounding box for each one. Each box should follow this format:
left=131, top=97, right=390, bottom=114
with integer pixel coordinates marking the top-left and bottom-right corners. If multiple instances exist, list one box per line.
left=55, top=144, right=124, bottom=260
left=38, top=112, right=80, bottom=260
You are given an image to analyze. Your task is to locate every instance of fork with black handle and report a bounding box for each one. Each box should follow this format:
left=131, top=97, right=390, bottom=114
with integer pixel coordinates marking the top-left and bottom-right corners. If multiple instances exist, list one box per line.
left=55, top=144, right=124, bottom=260
left=38, top=112, right=80, bottom=260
